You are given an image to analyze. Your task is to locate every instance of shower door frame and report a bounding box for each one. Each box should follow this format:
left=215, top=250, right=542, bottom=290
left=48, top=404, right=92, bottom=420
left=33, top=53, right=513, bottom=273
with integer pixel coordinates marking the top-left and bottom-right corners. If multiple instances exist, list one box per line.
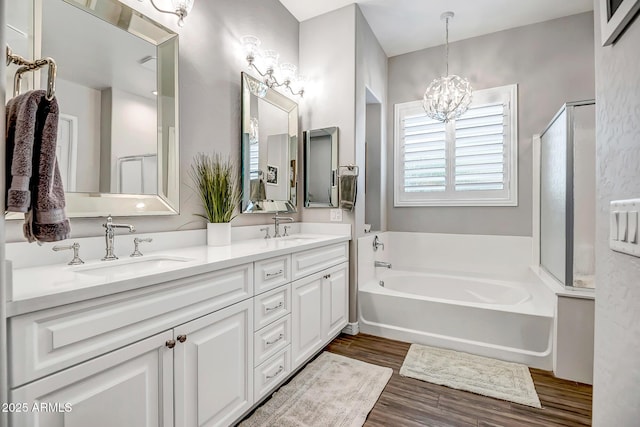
left=539, top=100, right=595, bottom=289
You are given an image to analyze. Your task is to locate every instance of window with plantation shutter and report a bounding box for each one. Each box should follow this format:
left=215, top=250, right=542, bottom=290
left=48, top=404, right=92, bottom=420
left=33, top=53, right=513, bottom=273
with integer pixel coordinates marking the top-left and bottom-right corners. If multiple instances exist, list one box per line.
left=394, top=84, right=518, bottom=207
left=249, top=142, right=260, bottom=180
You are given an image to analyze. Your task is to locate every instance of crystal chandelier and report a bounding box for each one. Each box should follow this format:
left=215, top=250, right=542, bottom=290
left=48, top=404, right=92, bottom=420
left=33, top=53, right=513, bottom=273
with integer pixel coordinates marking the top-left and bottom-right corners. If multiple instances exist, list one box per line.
left=241, top=35, right=305, bottom=97
left=423, top=11, right=472, bottom=122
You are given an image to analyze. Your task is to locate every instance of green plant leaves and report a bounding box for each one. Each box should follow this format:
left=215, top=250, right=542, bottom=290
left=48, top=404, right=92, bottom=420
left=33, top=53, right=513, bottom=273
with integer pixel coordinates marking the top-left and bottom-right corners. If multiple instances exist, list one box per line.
left=189, top=153, right=242, bottom=223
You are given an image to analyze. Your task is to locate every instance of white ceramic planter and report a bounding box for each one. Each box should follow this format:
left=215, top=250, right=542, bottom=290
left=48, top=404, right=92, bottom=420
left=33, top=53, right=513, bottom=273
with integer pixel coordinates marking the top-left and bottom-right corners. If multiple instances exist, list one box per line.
left=207, top=222, right=231, bottom=246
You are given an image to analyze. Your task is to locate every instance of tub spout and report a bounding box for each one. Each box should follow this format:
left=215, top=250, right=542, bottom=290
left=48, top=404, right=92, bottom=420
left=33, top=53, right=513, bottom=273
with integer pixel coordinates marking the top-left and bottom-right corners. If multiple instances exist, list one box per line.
left=375, top=261, right=392, bottom=269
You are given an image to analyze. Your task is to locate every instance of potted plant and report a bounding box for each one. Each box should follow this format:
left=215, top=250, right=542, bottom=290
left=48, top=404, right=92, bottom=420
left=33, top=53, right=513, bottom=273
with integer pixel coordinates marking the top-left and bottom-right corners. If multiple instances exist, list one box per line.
left=189, top=153, right=242, bottom=246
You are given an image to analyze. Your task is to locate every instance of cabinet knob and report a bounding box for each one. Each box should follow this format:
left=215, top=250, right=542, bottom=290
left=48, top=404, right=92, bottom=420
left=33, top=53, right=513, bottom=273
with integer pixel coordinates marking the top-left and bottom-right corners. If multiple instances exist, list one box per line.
left=177, top=334, right=187, bottom=343
left=166, top=339, right=176, bottom=349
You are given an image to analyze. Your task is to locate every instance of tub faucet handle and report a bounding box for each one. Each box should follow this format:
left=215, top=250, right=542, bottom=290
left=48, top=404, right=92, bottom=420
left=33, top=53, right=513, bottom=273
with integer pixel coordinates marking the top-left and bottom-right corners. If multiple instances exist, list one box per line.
left=373, top=235, right=384, bottom=252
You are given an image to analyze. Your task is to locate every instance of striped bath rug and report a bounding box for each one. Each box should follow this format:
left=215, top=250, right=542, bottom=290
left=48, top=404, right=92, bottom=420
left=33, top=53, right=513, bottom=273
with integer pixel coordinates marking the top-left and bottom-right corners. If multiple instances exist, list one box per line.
left=240, top=352, right=392, bottom=426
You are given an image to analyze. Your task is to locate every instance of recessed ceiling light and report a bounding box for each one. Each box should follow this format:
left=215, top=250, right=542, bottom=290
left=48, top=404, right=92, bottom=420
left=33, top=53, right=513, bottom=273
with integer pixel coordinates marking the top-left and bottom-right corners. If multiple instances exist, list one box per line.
left=152, top=90, right=158, bottom=96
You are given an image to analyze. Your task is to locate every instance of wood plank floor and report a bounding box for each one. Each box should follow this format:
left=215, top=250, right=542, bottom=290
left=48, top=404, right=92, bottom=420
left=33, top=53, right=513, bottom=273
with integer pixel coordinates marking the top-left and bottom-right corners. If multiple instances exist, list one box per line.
left=324, top=334, right=593, bottom=427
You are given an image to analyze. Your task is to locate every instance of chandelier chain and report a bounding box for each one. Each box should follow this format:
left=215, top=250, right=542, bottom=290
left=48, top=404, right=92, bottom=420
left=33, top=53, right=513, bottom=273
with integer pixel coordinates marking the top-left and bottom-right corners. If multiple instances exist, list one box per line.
left=445, top=15, right=449, bottom=76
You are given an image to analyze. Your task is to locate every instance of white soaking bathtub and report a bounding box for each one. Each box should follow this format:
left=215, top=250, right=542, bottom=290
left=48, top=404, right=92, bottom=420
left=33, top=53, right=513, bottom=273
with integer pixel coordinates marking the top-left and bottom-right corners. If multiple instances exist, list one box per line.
left=358, top=233, right=556, bottom=369
left=377, top=271, right=531, bottom=305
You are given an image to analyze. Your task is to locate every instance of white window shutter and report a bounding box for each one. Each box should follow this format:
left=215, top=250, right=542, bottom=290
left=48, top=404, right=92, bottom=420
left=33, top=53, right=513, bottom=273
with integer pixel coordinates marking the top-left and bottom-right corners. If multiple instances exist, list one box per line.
left=401, top=114, right=447, bottom=193
left=394, top=84, right=517, bottom=207
left=454, top=103, right=506, bottom=191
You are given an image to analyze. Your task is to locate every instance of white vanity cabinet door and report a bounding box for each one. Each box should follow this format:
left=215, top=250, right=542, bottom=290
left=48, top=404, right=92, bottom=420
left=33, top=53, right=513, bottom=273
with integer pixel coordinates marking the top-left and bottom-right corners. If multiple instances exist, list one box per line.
left=291, top=273, right=324, bottom=369
left=322, top=262, right=349, bottom=339
left=174, top=299, right=253, bottom=427
left=10, top=331, right=174, bottom=427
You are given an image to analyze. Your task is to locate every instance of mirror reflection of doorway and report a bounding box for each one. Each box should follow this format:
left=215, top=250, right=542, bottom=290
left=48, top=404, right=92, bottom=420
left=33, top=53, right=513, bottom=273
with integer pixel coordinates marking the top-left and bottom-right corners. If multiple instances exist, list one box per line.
left=55, top=113, right=78, bottom=192
left=118, top=154, right=158, bottom=194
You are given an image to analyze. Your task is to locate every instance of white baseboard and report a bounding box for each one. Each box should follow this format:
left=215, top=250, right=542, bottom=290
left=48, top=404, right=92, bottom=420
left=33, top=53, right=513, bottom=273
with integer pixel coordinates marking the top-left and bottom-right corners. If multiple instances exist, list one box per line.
left=342, top=322, right=359, bottom=335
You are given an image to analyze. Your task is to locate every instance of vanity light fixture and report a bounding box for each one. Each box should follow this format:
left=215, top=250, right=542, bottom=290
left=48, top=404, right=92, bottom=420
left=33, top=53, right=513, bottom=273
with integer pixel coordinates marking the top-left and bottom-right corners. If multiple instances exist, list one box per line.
left=241, top=35, right=305, bottom=97
left=139, top=0, right=194, bottom=27
left=423, top=11, right=472, bottom=122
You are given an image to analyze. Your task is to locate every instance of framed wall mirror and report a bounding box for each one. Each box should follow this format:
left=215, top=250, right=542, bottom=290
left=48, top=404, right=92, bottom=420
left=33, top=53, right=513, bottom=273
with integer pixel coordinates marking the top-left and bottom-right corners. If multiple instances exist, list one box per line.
left=304, top=127, right=338, bottom=208
left=241, top=72, right=298, bottom=213
left=5, top=0, right=180, bottom=218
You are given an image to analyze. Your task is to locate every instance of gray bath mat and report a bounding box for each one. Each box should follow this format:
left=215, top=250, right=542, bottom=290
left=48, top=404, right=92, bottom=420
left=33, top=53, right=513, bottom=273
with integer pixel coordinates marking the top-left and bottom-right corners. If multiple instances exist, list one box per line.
left=400, top=343, right=542, bottom=408
left=240, top=352, right=392, bottom=426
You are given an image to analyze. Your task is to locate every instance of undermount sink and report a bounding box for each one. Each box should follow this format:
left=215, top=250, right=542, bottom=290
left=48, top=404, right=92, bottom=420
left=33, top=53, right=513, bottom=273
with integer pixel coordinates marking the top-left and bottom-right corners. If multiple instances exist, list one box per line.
left=73, top=255, right=194, bottom=277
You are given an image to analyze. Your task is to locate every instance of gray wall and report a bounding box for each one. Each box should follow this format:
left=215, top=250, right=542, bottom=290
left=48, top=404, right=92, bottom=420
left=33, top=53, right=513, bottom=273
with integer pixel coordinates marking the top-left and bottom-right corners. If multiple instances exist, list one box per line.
left=299, top=5, right=358, bottom=322
left=365, top=102, right=382, bottom=231
left=299, top=5, right=388, bottom=323
left=300, top=5, right=356, bottom=225
left=387, top=12, right=595, bottom=237
left=355, top=6, right=388, bottom=239
left=5, top=0, right=300, bottom=241
left=592, top=2, right=640, bottom=424
left=353, top=7, right=388, bottom=322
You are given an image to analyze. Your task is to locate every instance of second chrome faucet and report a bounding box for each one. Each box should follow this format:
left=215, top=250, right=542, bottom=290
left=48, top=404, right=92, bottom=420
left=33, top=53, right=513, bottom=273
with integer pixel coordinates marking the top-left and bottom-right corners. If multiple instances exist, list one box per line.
left=272, top=212, right=294, bottom=238
left=102, top=215, right=135, bottom=261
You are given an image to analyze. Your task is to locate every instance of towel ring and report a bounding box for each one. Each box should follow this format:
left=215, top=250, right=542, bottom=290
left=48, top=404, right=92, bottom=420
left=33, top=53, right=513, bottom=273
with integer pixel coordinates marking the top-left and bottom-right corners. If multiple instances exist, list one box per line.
left=6, top=45, right=57, bottom=101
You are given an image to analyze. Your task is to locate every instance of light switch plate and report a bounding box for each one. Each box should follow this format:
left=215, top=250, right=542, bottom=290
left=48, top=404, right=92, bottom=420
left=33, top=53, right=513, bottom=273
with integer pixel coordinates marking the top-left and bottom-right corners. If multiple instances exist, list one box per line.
left=330, top=209, right=343, bottom=222
left=610, top=199, right=640, bottom=257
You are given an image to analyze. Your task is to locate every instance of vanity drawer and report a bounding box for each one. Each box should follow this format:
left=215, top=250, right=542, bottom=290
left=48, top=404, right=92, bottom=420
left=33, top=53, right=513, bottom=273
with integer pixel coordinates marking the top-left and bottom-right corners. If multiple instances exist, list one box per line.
left=254, top=346, right=291, bottom=401
left=9, top=263, right=253, bottom=388
left=254, top=284, right=291, bottom=330
left=254, top=255, right=291, bottom=294
left=254, top=314, right=290, bottom=366
left=291, top=242, right=349, bottom=280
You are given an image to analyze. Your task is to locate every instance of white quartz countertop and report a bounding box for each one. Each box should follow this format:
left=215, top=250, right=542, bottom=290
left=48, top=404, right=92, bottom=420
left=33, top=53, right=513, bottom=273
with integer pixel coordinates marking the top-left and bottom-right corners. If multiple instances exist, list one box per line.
left=7, top=233, right=350, bottom=317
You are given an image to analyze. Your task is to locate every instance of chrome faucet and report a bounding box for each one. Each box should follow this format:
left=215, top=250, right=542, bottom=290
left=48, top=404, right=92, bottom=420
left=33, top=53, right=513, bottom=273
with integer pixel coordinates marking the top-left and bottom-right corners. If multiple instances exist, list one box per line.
left=102, top=215, right=136, bottom=261
left=272, top=212, right=294, bottom=238
left=374, top=261, right=392, bottom=269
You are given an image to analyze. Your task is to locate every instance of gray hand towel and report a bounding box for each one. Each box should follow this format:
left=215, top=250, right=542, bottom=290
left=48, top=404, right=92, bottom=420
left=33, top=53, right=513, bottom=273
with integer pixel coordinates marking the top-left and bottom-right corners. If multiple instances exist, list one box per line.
left=250, top=178, right=266, bottom=200
left=339, top=174, right=357, bottom=211
left=5, top=90, right=70, bottom=243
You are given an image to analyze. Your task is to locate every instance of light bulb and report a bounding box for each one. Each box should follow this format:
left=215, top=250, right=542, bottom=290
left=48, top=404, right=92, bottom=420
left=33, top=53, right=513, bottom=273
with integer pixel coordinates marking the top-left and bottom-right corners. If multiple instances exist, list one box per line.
left=171, top=0, right=194, bottom=14
left=262, top=50, right=279, bottom=74
left=279, top=63, right=297, bottom=85
left=291, top=74, right=306, bottom=95
left=241, top=35, right=261, bottom=62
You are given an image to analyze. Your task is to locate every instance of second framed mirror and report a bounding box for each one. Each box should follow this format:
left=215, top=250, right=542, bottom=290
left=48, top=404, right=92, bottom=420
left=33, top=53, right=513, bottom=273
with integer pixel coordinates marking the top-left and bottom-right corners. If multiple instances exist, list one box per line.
left=304, top=126, right=338, bottom=208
